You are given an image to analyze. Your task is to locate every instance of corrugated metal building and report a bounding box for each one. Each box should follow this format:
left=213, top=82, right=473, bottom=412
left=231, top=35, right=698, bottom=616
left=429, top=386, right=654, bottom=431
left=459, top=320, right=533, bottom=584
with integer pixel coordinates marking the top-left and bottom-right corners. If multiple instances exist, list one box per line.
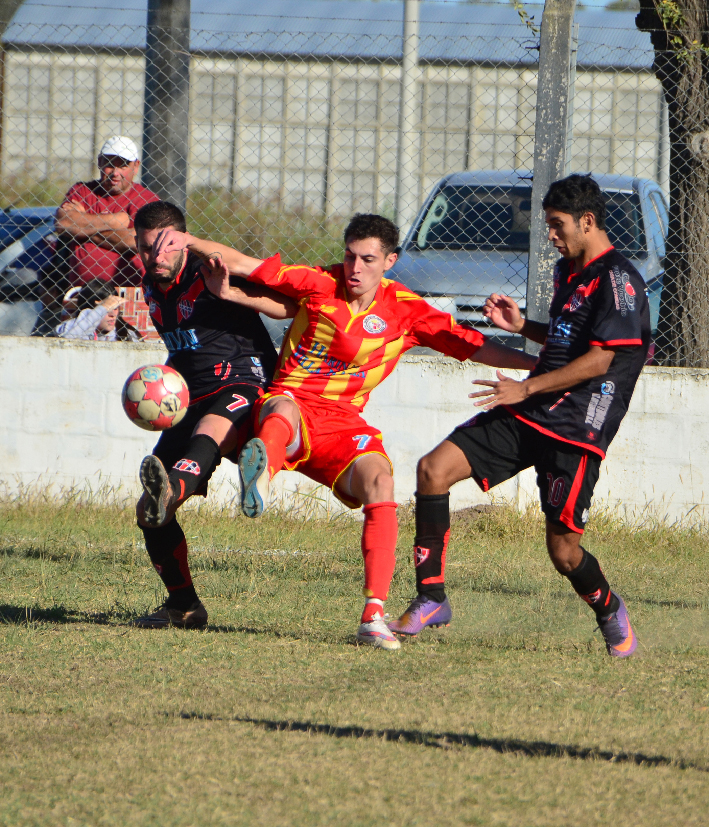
left=1, top=0, right=666, bottom=215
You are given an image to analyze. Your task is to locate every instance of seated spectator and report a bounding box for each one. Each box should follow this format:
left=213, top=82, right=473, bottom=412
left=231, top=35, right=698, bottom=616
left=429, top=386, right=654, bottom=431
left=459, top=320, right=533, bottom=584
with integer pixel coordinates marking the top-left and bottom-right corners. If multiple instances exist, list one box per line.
left=55, top=136, right=159, bottom=287
left=54, top=280, right=141, bottom=341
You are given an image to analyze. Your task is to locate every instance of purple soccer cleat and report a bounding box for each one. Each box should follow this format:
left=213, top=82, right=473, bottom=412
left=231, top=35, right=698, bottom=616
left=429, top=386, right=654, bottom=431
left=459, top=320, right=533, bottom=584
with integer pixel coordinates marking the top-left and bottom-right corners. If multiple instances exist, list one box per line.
left=597, top=592, right=638, bottom=657
left=388, top=594, right=452, bottom=636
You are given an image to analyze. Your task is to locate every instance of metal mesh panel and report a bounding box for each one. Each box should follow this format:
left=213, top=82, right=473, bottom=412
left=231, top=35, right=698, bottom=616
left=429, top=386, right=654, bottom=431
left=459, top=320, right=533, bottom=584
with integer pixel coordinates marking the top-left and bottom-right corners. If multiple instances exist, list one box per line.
left=0, top=11, right=688, bottom=364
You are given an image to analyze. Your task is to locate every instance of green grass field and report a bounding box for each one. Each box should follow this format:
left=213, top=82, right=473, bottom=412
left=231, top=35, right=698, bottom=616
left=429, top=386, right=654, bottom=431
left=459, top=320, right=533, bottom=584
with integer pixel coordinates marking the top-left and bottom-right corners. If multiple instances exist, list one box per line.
left=1, top=496, right=707, bottom=826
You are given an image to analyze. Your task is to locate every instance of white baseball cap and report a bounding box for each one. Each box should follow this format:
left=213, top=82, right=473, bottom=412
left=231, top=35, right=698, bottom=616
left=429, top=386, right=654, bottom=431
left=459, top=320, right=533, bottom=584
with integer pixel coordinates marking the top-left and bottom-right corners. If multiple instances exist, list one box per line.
left=98, top=136, right=140, bottom=162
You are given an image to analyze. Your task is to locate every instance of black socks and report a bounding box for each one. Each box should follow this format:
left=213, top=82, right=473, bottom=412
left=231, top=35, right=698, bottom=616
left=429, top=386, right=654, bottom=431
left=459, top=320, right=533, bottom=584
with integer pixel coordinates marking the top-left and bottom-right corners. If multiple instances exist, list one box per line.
left=140, top=517, right=198, bottom=610
left=414, top=492, right=450, bottom=602
left=565, top=547, right=619, bottom=616
left=167, top=434, right=221, bottom=501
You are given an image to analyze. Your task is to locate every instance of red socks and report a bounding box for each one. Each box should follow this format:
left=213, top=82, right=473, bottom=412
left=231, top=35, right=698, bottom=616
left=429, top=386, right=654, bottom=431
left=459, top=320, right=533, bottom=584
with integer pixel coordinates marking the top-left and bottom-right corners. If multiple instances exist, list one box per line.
left=256, top=413, right=294, bottom=478
left=361, top=501, right=398, bottom=621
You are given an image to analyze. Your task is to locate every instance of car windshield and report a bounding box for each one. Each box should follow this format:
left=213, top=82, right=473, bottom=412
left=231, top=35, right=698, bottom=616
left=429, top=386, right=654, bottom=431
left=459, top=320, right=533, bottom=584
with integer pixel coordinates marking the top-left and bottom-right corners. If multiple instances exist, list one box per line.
left=415, top=184, right=646, bottom=257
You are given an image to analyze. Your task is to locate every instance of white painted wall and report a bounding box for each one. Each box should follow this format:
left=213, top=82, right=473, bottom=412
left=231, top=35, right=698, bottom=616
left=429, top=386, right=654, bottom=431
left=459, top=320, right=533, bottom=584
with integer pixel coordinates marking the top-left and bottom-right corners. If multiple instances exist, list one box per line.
left=1, top=336, right=707, bottom=524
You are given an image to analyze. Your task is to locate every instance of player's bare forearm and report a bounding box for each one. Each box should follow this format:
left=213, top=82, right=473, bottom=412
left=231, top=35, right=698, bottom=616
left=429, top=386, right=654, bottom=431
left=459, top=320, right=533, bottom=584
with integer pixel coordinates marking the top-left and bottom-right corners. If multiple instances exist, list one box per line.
left=470, top=346, right=616, bottom=409
left=185, top=235, right=264, bottom=277
left=520, top=319, right=548, bottom=345
left=473, top=340, right=537, bottom=371
left=202, top=258, right=296, bottom=319
left=89, top=228, right=137, bottom=254
left=225, top=280, right=297, bottom=319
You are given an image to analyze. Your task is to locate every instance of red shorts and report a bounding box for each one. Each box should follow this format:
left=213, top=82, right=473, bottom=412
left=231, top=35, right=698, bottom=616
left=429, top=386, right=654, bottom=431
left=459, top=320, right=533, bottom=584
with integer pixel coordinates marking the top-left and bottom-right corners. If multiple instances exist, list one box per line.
left=253, top=389, right=391, bottom=508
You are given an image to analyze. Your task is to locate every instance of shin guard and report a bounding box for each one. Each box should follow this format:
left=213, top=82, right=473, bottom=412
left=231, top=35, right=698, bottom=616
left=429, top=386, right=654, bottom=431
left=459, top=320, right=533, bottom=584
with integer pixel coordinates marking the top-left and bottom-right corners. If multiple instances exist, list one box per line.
left=565, top=547, right=619, bottom=615
left=361, top=501, right=398, bottom=602
left=167, top=434, right=221, bottom=502
left=414, top=492, right=450, bottom=602
left=256, top=413, right=295, bottom=478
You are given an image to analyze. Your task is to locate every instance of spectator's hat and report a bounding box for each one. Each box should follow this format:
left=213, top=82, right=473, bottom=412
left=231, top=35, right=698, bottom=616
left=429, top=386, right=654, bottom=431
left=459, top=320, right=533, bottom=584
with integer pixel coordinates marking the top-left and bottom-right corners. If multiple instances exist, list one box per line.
left=98, top=136, right=140, bottom=162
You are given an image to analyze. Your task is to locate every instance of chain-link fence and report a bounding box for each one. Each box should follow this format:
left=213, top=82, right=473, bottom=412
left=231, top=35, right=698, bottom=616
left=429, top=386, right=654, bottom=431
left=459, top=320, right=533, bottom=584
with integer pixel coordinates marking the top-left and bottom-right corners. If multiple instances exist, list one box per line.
left=0, top=3, right=695, bottom=365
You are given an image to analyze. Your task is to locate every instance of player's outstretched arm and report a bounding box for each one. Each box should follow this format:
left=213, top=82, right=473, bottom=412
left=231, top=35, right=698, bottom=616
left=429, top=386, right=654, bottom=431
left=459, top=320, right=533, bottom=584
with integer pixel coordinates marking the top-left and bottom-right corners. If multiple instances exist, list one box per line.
left=470, top=345, right=617, bottom=410
left=202, top=256, right=298, bottom=319
left=483, top=293, right=548, bottom=345
left=472, top=339, right=537, bottom=371
left=152, top=228, right=264, bottom=277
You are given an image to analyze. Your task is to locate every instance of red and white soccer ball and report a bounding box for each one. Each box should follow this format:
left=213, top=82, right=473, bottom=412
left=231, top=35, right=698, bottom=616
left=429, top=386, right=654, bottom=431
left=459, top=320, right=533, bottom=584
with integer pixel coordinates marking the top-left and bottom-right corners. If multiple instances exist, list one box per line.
left=121, top=364, right=190, bottom=431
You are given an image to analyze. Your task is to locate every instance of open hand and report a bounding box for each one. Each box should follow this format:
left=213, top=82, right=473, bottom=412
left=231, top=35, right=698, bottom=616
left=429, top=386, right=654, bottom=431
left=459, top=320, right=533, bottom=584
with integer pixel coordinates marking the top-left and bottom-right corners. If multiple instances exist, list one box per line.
left=201, top=255, right=232, bottom=300
left=483, top=293, right=524, bottom=334
left=469, top=370, right=530, bottom=410
left=153, top=228, right=193, bottom=262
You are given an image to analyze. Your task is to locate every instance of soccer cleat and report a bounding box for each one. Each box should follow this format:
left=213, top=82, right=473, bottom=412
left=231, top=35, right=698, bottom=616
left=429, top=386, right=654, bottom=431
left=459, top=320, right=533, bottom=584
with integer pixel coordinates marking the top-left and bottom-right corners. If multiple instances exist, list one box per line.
left=388, top=594, right=453, bottom=636
left=133, top=600, right=208, bottom=630
left=356, top=615, right=401, bottom=651
left=139, top=455, right=176, bottom=527
left=597, top=592, right=637, bottom=657
left=238, top=437, right=270, bottom=518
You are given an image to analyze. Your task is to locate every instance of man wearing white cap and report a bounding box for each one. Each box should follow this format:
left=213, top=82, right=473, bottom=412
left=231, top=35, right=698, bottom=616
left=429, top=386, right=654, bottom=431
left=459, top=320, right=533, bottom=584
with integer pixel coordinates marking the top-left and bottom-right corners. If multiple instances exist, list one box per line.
left=55, top=136, right=159, bottom=286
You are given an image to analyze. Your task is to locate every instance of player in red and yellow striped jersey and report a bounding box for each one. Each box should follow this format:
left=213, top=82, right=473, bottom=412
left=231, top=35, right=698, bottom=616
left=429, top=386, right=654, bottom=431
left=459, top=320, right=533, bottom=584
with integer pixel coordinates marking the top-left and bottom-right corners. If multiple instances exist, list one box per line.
left=151, top=214, right=536, bottom=650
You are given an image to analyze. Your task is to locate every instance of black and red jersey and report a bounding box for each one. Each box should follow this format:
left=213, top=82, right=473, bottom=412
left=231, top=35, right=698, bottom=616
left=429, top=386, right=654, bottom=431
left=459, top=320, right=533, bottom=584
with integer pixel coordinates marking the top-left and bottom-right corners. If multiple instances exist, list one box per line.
left=142, top=253, right=278, bottom=403
left=508, top=247, right=650, bottom=458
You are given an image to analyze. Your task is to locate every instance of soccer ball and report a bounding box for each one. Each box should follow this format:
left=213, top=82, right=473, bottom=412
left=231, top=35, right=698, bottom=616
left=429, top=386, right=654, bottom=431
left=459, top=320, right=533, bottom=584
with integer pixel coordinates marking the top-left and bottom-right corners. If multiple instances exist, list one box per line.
left=121, top=364, right=190, bottom=431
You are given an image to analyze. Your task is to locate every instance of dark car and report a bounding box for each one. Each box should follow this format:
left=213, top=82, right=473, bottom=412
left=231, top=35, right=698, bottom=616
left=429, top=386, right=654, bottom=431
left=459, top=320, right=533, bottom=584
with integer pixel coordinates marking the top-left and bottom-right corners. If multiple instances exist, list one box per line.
left=0, top=207, right=57, bottom=335
left=390, top=170, right=668, bottom=343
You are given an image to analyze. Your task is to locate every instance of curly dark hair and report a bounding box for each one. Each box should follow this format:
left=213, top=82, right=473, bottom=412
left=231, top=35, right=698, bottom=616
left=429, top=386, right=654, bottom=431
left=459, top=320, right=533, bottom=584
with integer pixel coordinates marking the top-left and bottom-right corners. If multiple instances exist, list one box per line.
left=343, top=213, right=399, bottom=255
left=542, top=174, right=607, bottom=230
left=134, top=200, right=187, bottom=233
left=75, top=279, right=115, bottom=311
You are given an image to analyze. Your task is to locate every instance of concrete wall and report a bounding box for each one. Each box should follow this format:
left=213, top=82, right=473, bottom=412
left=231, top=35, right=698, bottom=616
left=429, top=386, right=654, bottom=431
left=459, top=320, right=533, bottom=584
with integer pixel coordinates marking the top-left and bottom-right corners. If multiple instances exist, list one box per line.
left=1, top=336, right=707, bottom=524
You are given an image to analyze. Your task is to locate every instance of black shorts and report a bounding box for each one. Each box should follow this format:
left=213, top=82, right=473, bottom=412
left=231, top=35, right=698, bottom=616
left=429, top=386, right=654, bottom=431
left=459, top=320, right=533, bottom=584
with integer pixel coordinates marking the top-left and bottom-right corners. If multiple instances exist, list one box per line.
left=152, top=384, right=261, bottom=486
left=447, top=408, right=601, bottom=533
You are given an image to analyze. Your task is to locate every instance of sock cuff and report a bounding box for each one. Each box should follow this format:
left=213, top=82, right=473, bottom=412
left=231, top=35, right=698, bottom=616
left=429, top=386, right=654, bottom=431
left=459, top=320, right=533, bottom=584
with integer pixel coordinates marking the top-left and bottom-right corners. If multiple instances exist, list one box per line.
left=362, top=501, right=397, bottom=514
left=260, top=412, right=295, bottom=445
left=190, top=433, right=221, bottom=453
left=415, top=492, right=450, bottom=503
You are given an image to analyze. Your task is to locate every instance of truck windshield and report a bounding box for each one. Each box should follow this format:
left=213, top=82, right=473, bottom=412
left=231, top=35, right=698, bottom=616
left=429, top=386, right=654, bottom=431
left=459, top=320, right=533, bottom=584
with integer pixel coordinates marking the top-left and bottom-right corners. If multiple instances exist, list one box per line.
left=415, top=185, right=646, bottom=257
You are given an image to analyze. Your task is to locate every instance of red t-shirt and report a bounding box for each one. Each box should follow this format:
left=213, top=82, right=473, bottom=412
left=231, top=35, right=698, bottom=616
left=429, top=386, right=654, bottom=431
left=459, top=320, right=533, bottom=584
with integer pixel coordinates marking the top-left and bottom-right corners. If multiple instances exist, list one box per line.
left=61, top=180, right=159, bottom=286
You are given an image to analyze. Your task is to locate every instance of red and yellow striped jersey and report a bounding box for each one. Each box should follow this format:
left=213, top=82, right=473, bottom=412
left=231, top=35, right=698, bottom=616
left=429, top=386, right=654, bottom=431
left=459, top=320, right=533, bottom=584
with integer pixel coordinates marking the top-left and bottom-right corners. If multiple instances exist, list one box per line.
left=248, top=254, right=485, bottom=412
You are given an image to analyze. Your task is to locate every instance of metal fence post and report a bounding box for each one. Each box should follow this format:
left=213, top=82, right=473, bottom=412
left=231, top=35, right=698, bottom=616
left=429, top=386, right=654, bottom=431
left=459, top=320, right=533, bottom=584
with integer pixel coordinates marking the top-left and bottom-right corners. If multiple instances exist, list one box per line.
left=142, top=0, right=190, bottom=210
left=526, top=0, right=577, bottom=353
left=396, top=0, right=419, bottom=233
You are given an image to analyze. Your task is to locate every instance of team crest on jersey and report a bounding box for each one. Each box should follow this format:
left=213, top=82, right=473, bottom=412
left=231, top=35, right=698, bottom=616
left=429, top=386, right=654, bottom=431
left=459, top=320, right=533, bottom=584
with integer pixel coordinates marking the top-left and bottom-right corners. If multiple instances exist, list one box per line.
left=363, top=314, right=387, bottom=334
left=176, top=280, right=205, bottom=323
left=414, top=546, right=430, bottom=567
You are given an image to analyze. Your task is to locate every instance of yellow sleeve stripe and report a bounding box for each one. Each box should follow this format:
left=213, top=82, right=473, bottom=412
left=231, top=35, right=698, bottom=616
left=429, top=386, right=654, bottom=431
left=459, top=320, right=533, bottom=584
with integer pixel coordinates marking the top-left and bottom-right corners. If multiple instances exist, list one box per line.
left=395, top=291, right=421, bottom=301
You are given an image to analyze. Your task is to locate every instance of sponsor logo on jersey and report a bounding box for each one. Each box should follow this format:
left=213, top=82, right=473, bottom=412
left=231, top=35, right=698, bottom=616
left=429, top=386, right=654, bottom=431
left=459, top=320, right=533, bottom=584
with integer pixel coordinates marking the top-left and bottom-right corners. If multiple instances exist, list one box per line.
left=414, top=546, right=430, bottom=567
left=148, top=299, right=162, bottom=326
left=293, top=341, right=366, bottom=378
left=162, top=328, right=201, bottom=353
left=548, top=317, right=572, bottom=346
left=363, top=314, right=387, bottom=334
left=609, top=266, right=635, bottom=316
left=585, top=391, right=613, bottom=430
left=214, top=361, right=232, bottom=379
left=601, top=381, right=615, bottom=395
left=173, top=458, right=201, bottom=475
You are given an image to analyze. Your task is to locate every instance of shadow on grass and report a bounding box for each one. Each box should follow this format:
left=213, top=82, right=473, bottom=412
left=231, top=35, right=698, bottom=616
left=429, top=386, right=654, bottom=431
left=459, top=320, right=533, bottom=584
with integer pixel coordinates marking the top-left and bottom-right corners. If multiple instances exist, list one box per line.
left=175, top=712, right=708, bottom=772
left=0, top=604, right=118, bottom=626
